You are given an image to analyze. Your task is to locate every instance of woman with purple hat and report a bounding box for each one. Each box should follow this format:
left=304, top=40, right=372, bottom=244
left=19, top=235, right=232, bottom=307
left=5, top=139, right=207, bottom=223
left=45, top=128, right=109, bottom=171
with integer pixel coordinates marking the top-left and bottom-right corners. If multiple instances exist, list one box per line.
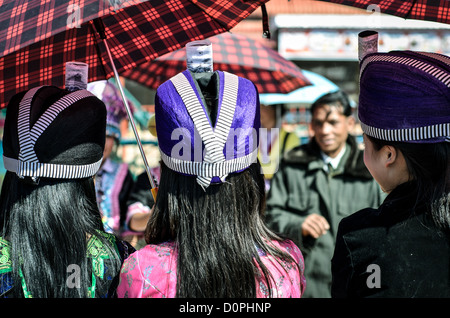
left=116, top=40, right=306, bottom=298
left=0, top=85, right=135, bottom=298
left=331, top=50, right=450, bottom=297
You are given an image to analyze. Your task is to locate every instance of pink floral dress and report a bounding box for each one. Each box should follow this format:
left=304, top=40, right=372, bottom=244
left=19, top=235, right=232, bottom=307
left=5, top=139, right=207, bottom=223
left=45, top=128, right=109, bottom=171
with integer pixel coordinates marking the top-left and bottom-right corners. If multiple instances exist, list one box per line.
left=117, top=240, right=306, bottom=298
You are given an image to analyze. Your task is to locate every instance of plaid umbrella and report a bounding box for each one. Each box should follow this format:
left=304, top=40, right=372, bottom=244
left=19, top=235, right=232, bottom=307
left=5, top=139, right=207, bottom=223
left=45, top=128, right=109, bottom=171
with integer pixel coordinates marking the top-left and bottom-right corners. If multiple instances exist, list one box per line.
left=0, top=0, right=268, bottom=199
left=317, top=0, right=450, bottom=25
left=122, top=32, right=311, bottom=94
left=0, top=0, right=268, bottom=108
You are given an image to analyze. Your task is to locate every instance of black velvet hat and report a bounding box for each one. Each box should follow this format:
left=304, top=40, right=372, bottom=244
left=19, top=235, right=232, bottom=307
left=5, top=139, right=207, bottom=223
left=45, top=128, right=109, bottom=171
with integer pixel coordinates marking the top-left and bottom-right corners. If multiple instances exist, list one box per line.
left=2, top=86, right=107, bottom=182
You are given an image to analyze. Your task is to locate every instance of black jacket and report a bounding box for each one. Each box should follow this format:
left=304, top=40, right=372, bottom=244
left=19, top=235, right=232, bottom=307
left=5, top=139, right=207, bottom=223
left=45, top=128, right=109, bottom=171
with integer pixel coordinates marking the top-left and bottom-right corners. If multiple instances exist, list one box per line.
left=331, top=181, right=450, bottom=298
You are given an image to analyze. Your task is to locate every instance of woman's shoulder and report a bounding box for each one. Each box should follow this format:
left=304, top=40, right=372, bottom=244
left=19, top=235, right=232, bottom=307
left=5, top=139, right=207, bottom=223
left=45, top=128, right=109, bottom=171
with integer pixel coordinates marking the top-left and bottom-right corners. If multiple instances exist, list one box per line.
left=114, top=238, right=137, bottom=261
left=264, top=239, right=303, bottom=263
left=338, top=207, right=380, bottom=235
left=117, top=241, right=178, bottom=298
left=257, top=239, right=306, bottom=298
left=125, top=241, right=177, bottom=264
left=272, top=238, right=301, bottom=252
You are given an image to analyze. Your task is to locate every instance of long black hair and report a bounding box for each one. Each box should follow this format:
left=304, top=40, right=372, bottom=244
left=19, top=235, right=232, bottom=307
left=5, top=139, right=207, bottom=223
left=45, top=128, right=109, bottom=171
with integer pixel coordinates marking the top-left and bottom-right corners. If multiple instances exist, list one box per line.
left=367, top=135, right=450, bottom=231
left=0, top=173, right=121, bottom=297
left=145, top=160, right=300, bottom=298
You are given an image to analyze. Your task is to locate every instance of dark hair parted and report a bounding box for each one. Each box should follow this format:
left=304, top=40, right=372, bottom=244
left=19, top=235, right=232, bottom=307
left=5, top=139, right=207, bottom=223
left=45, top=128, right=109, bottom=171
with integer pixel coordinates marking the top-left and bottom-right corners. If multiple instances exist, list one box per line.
left=367, top=135, right=450, bottom=231
left=0, top=173, right=121, bottom=297
left=145, top=161, right=300, bottom=298
left=310, top=90, right=353, bottom=117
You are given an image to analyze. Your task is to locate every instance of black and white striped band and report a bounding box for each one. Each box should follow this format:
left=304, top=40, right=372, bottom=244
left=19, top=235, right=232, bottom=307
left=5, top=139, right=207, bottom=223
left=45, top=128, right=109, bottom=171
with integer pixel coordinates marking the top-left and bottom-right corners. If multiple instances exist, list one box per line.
left=361, top=122, right=450, bottom=143
left=3, top=155, right=103, bottom=179
left=160, top=148, right=258, bottom=189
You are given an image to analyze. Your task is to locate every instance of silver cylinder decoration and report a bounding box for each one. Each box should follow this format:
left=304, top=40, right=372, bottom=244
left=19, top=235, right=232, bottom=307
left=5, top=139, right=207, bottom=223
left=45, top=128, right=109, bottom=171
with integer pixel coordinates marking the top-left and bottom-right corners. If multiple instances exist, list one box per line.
left=358, top=30, right=378, bottom=62
left=186, top=39, right=213, bottom=73
left=65, top=61, right=88, bottom=92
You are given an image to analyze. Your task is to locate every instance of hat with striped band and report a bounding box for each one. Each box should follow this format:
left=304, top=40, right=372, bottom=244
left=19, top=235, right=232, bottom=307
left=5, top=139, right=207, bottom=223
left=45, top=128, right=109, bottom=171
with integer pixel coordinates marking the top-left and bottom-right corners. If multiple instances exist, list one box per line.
left=2, top=86, right=107, bottom=183
left=359, top=50, right=450, bottom=143
left=155, top=69, right=260, bottom=189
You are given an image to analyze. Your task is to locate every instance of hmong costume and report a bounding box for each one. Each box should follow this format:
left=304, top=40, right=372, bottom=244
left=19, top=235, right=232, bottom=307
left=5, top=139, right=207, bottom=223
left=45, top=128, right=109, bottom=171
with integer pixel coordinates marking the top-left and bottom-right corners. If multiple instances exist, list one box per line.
left=0, top=233, right=133, bottom=298
left=117, top=67, right=306, bottom=298
left=331, top=50, right=450, bottom=297
left=87, top=81, right=135, bottom=236
left=358, top=50, right=450, bottom=143
left=117, top=240, right=304, bottom=298
left=95, top=158, right=134, bottom=235
left=1, top=85, right=136, bottom=297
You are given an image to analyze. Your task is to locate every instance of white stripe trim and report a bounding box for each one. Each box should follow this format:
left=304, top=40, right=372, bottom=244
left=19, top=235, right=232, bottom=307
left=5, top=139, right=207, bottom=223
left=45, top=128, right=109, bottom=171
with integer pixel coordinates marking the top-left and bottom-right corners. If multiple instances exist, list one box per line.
left=169, top=71, right=243, bottom=188
left=361, top=122, right=450, bottom=142
left=415, top=52, right=450, bottom=66
left=160, top=148, right=258, bottom=188
left=3, top=156, right=103, bottom=179
left=18, top=87, right=41, bottom=162
left=11, top=86, right=100, bottom=179
left=360, top=54, right=450, bottom=87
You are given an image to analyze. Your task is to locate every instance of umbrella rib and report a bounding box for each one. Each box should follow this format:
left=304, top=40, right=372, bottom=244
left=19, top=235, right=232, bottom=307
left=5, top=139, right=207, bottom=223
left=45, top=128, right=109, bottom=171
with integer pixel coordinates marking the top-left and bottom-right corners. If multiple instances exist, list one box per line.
left=89, top=21, right=109, bottom=78
left=404, top=0, right=418, bottom=20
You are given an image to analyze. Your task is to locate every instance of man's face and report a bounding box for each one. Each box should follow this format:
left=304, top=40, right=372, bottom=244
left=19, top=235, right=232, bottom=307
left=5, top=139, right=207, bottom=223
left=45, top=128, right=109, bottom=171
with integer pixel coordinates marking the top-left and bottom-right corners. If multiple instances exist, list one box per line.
left=310, top=104, right=355, bottom=158
left=260, top=105, right=277, bottom=129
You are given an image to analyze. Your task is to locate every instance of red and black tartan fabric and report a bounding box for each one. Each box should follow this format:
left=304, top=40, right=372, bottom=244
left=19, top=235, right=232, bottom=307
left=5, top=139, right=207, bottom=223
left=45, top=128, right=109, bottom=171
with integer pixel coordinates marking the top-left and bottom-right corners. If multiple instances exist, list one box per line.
left=122, top=32, right=311, bottom=94
left=317, top=0, right=450, bottom=25
left=0, top=0, right=268, bottom=108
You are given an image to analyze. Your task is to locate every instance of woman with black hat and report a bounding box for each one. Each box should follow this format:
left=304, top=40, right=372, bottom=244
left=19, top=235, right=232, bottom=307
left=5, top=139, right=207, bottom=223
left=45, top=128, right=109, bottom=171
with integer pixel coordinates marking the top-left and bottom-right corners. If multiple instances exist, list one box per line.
left=0, top=86, right=135, bottom=298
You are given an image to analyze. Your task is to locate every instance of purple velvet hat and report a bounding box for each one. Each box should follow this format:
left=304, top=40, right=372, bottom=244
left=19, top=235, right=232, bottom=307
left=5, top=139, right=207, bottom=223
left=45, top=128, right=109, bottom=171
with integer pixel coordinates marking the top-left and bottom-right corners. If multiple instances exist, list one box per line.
left=359, top=50, right=450, bottom=143
left=155, top=70, right=260, bottom=189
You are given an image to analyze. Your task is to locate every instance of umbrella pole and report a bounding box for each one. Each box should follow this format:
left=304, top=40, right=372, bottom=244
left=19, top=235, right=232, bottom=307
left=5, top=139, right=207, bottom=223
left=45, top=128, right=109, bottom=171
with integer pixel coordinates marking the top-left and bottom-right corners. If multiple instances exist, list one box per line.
left=106, top=43, right=158, bottom=200
left=92, top=19, right=158, bottom=201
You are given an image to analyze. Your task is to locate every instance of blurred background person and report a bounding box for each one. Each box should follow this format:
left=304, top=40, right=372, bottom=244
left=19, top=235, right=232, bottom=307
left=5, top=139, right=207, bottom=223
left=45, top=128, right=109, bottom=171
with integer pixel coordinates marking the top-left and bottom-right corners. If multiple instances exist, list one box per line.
left=87, top=81, right=135, bottom=241
left=259, top=103, right=300, bottom=192
left=123, top=116, right=160, bottom=249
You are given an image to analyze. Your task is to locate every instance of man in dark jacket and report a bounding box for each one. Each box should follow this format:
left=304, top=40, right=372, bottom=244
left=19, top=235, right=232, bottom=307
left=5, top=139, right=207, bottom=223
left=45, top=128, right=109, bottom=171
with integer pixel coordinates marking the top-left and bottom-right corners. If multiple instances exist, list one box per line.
left=265, top=91, right=384, bottom=298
